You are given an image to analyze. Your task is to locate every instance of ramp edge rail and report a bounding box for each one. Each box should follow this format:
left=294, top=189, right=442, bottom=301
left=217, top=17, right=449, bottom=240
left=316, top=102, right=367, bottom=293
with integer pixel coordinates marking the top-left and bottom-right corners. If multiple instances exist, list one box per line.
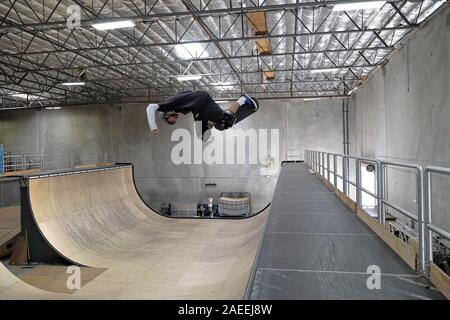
left=305, top=150, right=450, bottom=277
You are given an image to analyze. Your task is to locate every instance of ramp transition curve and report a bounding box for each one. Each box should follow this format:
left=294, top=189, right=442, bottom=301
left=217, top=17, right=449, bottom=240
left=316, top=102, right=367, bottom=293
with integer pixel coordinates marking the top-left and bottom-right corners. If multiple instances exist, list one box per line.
left=1, top=165, right=268, bottom=299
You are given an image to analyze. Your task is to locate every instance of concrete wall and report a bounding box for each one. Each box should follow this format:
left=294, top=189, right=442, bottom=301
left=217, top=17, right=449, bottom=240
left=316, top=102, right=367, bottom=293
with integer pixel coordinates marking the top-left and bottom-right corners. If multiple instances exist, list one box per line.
left=351, top=5, right=450, bottom=230
left=286, top=99, right=351, bottom=156
left=0, top=106, right=116, bottom=157
left=0, top=98, right=348, bottom=213
left=113, top=98, right=347, bottom=213
left=0, top=106, right=117, bottom=208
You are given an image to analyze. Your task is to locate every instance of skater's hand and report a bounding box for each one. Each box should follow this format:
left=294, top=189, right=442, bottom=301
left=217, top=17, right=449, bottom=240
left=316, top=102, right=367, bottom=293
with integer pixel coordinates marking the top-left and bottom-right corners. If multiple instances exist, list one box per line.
left=151, top=129, right=159, bottom=135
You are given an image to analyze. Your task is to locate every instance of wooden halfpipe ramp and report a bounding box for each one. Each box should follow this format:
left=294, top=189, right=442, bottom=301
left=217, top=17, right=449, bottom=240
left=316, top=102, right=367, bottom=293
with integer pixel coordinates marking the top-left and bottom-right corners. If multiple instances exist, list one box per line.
left=0, top=165, right=268, bottom=299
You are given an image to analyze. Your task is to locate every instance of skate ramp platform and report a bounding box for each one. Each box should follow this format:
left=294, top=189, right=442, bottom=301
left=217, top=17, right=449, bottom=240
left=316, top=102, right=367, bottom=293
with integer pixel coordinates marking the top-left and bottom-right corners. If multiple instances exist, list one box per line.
left=0, top=165, right=268, bottom=299
left=246, top=162, right=444, bottom=300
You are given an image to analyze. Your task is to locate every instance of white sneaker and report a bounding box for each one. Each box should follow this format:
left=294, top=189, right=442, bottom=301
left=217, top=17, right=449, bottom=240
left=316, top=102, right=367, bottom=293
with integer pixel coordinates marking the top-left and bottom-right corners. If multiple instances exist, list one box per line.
left=241, top=94, right=259, bottom=111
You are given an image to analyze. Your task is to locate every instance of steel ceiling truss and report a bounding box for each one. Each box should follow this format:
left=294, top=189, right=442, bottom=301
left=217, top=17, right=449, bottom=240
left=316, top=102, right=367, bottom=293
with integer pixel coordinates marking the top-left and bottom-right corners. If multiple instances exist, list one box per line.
left=0, top=0, right=447, bottom=109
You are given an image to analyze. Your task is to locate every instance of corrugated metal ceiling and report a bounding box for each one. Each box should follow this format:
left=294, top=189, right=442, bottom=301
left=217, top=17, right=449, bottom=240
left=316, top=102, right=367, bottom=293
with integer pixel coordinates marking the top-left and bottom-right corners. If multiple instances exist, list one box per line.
left=0, top=0, right=447, bottom=109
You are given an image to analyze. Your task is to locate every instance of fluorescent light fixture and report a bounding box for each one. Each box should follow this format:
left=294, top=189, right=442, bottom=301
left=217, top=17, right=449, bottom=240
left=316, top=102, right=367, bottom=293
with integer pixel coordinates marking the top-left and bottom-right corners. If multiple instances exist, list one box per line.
left=11, top=93, right=28, bottom=99
left=92, top=20, right=135, bottom=30
left=175, top=43, right=209, bottom=59
left=333, top=1, right=386, bottom=11
left=348, top=86, right=360, bottom=95
left=11, top=93, right=43, bottom=100
left=176, top=75, right=203, bottom=81
left=310, top=68, right=338, bottom=74
left=45, top=107, right=61, bottom=110
left=62, top=82, right=86, bottom=86
left=302, top=97, right=326, bottom=101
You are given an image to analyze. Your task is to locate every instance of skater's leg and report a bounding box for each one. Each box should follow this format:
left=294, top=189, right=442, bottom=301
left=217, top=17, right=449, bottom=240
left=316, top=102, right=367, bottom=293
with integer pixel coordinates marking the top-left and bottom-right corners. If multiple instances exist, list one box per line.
left=224, top=94, right=259, bottom=114
left=216, top=95, right=259, bottom=130
left=226, top=101, right=241, bottom=114
left=213, top=95, right=258, bottom=131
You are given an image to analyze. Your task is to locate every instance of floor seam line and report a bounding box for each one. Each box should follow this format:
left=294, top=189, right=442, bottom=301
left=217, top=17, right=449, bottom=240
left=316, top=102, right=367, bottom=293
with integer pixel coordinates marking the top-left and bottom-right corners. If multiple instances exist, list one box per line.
left=257, top=268, right=420, bottom=277
left=266, top=232, right=376, bottom=236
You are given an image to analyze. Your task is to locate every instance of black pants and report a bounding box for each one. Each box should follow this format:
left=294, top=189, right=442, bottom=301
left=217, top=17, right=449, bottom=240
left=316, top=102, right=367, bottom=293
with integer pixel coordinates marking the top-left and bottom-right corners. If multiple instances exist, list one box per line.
left=158, top=91, right=226, bottom=124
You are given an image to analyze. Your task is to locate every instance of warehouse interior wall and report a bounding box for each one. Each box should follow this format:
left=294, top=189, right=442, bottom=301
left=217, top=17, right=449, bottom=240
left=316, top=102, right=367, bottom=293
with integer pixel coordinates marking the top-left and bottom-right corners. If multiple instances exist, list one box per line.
left=0, top=98, right=348, bottom=213
left=351, top=5, right=450, bottom=230
left=112, top=98, right=348, bottom=213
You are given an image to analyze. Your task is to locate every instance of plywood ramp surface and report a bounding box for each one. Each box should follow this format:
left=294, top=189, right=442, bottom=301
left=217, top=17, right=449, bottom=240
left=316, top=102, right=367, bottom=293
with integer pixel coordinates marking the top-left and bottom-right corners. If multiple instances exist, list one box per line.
left=0, top=166, right=268, bottom=299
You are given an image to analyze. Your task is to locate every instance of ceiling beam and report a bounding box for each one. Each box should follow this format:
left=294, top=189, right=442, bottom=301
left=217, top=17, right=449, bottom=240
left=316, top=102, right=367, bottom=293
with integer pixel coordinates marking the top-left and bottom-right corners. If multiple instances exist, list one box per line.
left=0, top=1, right=409, bottom=34
left=0, top=26, right=412, bottom=57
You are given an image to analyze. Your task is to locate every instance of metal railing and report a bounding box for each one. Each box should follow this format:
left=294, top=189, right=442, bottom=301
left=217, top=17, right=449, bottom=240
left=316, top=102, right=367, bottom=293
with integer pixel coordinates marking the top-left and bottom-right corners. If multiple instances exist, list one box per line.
left=424, top=166, right=450, bottom=269
left=2, top=152, right=124, bottom=173
left=305, top=150, right=450, bottom=276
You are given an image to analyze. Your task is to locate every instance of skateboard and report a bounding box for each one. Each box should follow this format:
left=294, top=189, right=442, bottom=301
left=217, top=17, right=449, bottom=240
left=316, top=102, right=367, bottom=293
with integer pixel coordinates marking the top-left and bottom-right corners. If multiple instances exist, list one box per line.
left=214, top=101, right=259, bottom=131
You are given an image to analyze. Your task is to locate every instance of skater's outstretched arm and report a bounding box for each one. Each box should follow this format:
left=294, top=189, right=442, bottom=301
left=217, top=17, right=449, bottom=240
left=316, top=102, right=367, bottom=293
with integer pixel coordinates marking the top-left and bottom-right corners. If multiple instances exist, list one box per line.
left=146, top=103, right=159, bottom=134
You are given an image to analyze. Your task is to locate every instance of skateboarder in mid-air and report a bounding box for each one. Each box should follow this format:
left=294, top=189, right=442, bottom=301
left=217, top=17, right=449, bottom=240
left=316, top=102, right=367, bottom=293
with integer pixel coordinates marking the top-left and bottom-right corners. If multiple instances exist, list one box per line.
left=146, top=91, right=259, bottom=140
